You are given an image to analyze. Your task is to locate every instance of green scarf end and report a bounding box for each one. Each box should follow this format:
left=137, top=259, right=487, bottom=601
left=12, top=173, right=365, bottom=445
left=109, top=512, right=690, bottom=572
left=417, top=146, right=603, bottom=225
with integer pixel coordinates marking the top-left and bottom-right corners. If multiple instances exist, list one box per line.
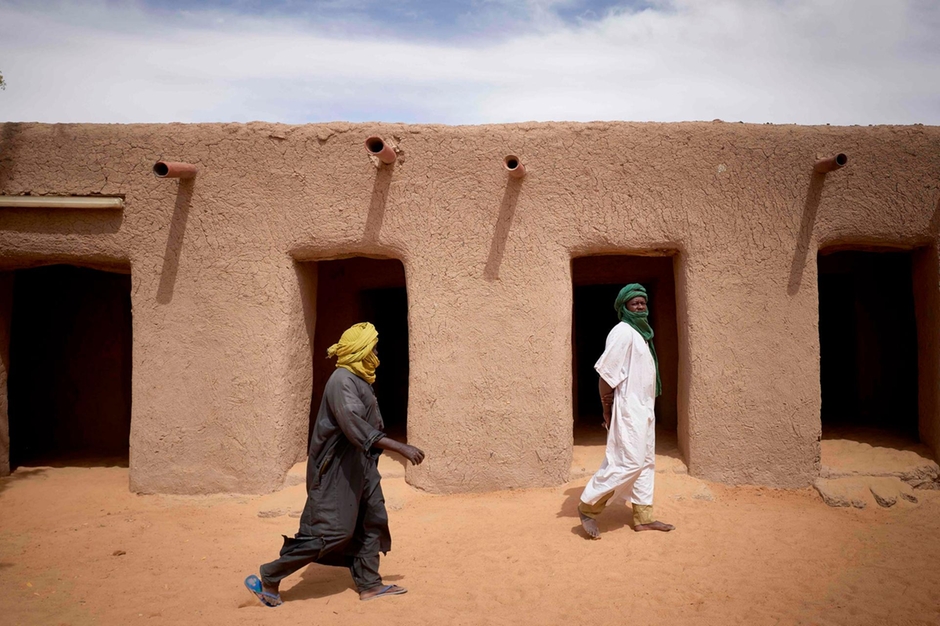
left=614, top=283, right=662, bottom=397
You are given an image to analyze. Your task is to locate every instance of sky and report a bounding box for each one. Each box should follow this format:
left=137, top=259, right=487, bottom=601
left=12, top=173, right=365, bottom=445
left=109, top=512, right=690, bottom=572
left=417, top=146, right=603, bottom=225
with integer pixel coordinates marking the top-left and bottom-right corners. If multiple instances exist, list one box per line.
left=0, top=0, right=938, bottom=126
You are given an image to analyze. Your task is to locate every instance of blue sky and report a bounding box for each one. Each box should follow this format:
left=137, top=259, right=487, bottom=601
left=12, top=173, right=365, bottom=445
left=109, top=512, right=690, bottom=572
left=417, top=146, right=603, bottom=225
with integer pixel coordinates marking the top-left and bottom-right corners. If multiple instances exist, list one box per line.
left=135, top=1, right=649, bottom=39
left=0, top=0, right=938, bottom=125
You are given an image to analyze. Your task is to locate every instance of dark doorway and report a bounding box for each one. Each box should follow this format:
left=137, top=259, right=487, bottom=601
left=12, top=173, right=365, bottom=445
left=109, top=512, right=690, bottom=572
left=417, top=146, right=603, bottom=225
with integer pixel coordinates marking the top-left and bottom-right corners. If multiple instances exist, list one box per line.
left=818, top=250, right=919, bottom=439
left=309, top=258, right=409, bottom=441
left=571, top=255, right=679, bottom=444
left=8, top=265, right=132, bottom=468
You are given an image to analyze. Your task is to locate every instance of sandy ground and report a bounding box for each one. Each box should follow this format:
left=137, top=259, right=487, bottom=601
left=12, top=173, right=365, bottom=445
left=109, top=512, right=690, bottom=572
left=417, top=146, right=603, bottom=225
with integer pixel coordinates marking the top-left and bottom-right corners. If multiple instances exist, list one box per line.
left=2, top=435, right=940, bottom=626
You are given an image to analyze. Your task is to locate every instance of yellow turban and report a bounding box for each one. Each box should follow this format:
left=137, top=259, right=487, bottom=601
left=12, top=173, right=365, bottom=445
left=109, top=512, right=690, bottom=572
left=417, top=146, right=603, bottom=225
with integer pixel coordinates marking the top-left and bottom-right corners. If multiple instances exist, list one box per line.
left=327, top=322, right=380, bottom=384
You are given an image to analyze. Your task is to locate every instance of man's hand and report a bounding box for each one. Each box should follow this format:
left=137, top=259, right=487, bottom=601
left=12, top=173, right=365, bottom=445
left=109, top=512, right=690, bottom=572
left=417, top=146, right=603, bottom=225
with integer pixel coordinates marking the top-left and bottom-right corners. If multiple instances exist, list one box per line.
left=375, top=437, right=426, bottom=465
left=399, top=444, right=425, bottom=466
left=598, top=376, right=614, bottom=430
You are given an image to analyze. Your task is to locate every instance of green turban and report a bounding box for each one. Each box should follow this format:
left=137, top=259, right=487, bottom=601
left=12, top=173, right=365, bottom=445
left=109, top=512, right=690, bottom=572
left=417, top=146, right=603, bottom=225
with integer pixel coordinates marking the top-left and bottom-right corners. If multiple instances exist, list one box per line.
left=614, top=283, right=661, bottom=397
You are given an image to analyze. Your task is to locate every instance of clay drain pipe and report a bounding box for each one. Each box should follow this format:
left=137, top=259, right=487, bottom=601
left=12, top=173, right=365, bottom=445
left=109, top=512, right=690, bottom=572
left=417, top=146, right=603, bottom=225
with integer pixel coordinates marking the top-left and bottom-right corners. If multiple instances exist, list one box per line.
left=365, top=137, right=397, bottom=165
left=504, top=155, right=526, bottom=179
left=153, top=161, right=198, bottom=179
left=813, top=153, right=848, bottom=174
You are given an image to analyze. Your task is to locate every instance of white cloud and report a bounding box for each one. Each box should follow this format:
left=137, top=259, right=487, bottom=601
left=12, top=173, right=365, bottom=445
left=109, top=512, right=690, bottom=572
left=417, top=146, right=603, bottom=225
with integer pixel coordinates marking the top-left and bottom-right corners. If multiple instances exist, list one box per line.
left=0, top=0, right=937, bottom=125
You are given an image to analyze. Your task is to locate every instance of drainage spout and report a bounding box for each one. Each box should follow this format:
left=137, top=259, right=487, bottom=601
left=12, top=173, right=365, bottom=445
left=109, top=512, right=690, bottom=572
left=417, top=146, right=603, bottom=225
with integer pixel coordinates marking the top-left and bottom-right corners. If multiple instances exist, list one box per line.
left=153, top=161, right=197, bottom=179
left=365, top=137, right=397, bottom=164
left=813, top=153, right=848, bottom=174
left=504, top=155, right=526, bottom=179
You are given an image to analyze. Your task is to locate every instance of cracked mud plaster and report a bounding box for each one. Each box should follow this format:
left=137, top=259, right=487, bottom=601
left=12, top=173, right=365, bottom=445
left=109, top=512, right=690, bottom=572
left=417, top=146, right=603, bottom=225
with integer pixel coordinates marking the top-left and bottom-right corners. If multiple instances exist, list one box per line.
left=0, top=121, right=938, bottom=494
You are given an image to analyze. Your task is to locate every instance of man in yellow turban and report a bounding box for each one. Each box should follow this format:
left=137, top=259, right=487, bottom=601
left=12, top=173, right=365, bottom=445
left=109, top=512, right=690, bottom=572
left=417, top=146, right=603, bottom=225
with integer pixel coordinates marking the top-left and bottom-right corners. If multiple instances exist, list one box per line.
left=246, top=322, right=425, bottom=606
left=327, top=321, right=381, bottom=384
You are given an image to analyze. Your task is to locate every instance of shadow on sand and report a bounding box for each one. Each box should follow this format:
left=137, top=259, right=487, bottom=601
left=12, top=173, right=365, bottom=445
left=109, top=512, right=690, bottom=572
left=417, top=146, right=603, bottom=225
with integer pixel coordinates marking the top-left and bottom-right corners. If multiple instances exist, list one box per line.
left=12, top=455, right=129, bottom=470
left=0, top=466, right=47, bottom=496
left=564, top=424, right=684, bottom=540
left=559, top=486, right=636, bottom=539
left=283, top=566, right=404, bottom=602
left=821, top=426, right=934, bottom=458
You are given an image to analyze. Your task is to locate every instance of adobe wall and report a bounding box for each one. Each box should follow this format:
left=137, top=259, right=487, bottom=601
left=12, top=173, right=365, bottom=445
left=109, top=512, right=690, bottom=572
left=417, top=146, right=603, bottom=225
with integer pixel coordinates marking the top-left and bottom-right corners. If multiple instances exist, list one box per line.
left=0, top=121, right=938, bottom=493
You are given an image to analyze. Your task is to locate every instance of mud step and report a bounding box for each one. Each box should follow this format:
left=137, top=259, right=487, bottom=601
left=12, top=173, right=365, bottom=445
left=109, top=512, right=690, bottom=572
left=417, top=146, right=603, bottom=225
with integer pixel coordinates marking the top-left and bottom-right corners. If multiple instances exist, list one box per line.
left=814, top=476, right=919, bottom=509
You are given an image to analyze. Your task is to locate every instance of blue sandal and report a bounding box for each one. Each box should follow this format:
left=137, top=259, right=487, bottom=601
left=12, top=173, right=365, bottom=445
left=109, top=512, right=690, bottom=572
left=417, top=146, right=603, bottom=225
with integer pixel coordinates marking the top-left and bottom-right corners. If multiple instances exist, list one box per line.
left=361, top=584, right=407, bottom=601
left=244, top=574, right=282, bottom=607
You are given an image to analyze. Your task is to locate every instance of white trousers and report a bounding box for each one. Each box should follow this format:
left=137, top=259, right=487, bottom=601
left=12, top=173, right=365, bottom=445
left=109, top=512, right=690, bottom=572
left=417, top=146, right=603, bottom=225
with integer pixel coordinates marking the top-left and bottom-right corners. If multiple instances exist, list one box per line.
left=580, top=408, right=655, bottom=507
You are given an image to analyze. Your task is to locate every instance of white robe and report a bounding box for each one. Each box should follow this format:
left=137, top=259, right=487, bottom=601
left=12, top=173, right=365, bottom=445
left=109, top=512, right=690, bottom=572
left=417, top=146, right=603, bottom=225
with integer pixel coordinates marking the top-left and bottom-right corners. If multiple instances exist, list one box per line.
left=580, top=321, right=657, bottom=507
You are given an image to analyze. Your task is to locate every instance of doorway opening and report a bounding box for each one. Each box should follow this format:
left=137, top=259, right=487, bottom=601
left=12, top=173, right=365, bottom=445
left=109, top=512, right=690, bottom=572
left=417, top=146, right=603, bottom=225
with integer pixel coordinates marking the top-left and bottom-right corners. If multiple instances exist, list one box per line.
left=306, top=257, right=409, bottom=442
left=571, top=255, right=680, bottom=455
left=818, top=250, right=919, bottom=441
left=7, top=264, right=132, bottom=469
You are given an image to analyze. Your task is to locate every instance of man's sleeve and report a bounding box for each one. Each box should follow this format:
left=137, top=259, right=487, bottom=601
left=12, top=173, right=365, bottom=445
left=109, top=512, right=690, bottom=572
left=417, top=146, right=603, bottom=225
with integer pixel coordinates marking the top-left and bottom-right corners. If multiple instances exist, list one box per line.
left=328, top=377, right=386, bottom=451
left=594, top=326, right=634, bottom=390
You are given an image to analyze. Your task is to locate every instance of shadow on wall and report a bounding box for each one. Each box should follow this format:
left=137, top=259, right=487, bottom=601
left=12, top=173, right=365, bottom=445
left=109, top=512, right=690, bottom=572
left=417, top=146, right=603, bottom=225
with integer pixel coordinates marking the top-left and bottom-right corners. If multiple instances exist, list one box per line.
left=788, top=171, right=827, bottom=296
left=363, top=164, right=393, bottom=243
left=156, top=178, right=195, bottom=304
left=484, top=177, right=523, bottom=281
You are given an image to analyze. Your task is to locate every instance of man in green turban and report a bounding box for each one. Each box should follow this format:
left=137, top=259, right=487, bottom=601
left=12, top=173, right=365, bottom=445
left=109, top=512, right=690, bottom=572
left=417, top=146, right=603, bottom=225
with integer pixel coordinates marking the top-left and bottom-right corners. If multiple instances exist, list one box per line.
left=578, top=284, right=674, bottom=539
left=245, top=322, right=426, bottom=605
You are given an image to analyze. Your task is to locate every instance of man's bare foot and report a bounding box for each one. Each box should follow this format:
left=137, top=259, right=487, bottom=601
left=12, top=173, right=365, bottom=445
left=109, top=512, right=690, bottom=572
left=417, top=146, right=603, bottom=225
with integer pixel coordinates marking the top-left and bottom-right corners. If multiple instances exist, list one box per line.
left=261, top=581, right=281, bottom=605
left=634, top=520, right=675, bottom=532
left=579, top=511, right=601, bottom=540
left=360, top=584, right=407, bottom=601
